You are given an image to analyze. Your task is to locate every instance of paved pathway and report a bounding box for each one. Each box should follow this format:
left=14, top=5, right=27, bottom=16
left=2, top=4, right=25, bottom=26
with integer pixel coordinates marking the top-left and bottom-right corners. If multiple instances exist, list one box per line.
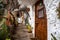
left=13, top=24, right=33, bottom=40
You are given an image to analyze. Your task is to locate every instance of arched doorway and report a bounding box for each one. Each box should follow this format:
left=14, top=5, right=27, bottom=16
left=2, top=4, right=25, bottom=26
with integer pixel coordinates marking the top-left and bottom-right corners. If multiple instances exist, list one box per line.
left=35, top=0, right=47, bottom=40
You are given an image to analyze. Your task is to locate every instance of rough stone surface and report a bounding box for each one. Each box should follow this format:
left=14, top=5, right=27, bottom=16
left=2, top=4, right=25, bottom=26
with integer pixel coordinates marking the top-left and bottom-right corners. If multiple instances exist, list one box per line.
left=13, top=24, right=33, bottom=40
left=44, top=0, right=60, bottom=40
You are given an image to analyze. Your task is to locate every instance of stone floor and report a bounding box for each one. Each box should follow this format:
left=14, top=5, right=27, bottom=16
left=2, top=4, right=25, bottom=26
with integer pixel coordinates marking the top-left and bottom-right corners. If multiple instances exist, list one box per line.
left=13, top=23, right=33, bottom=40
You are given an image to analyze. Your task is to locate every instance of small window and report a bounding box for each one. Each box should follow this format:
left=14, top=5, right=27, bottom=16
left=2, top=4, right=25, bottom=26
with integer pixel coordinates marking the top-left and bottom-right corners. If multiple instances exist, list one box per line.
left=38, top=9, right=44, bottom=18
left=37, top=0, right=44, bottom=18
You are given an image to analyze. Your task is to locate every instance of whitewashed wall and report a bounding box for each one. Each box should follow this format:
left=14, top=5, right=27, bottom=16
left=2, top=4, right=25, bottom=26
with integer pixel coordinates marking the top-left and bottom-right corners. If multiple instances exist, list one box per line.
left=44, top=0, right=60, bottom=40
left=27, top=5, right=35, bottom=38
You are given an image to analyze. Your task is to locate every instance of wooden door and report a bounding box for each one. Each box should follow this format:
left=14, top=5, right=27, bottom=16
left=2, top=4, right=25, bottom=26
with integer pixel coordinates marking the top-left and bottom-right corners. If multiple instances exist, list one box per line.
left=35, top=0, right=47, bottom=40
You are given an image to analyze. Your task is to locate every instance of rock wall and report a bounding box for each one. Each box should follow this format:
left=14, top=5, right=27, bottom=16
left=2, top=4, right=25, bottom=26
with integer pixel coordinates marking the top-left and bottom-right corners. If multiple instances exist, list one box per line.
left=27, top=5, right=35, bottom=38
left=44, top=0, right=60, bottom=40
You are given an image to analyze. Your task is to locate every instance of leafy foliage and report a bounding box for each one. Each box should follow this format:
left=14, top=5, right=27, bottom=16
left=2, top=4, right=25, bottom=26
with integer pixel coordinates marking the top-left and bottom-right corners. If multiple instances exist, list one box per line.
left=56, top=2, right=60, bottom=19
left=0, top=22, right=10, bottom=40
left=0, top=2, right=5, bottom=22
left=0, top=2, right=5, bottom=15
left=51, top=33, right=57, bottom=40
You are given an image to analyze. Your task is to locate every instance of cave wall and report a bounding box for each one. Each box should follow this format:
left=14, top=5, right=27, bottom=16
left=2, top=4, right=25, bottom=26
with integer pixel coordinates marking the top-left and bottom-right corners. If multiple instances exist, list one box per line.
left=44, top=0, right=60, bottom=40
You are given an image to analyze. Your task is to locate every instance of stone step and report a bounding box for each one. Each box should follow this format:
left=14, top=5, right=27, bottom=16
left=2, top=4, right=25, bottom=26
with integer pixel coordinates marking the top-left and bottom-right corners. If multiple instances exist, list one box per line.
left=12, top=24, right=33, bottom=40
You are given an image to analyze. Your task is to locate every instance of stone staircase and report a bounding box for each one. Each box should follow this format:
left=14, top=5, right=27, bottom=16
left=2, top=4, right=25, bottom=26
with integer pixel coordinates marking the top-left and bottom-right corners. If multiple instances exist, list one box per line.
left=13, top=23, right=33, bottom=40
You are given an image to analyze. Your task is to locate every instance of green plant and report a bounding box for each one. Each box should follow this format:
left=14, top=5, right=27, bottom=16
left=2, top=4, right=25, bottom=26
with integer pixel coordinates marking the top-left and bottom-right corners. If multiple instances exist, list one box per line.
left=0, top=22, right=10, bottom=40
left=51, top=33, right=57, bottom=40
left=56, top=2, right=60, bottom=19
left=0, top=2, right=5, bottom=22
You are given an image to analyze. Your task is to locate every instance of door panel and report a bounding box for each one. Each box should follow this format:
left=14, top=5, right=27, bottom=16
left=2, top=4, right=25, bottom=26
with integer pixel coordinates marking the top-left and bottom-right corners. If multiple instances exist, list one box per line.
left=35, top=0, right=47, bottom=40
